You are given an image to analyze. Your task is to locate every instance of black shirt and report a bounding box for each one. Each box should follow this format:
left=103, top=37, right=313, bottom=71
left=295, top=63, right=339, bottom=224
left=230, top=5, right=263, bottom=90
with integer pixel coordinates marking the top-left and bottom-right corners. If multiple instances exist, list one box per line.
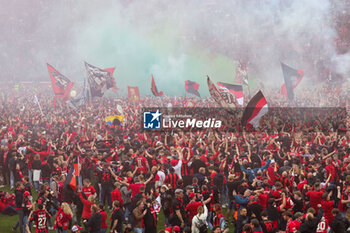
left=111, top=208, right=124, bottom=233
left=190, top=159, right=206, bottom=174
left=85, top=212, right=102, bottom=233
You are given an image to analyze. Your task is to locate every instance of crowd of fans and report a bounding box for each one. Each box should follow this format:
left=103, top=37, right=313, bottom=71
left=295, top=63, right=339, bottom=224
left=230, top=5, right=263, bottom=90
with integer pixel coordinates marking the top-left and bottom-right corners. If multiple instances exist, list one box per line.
left=0, top=81, right=349, bottom=233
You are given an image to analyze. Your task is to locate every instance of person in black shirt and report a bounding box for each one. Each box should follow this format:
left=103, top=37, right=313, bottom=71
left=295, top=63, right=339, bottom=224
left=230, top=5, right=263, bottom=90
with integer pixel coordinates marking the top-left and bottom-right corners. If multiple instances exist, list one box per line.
left=247, top=195, right=263, bottom=221
left=110, top=201, right=124, bottom=233
left=41, top=157, right=52, bottom=185
left=189, top=155, right=206, bottom=174
left=12, top=182, right=24, bottom=233
left=144, top=199, right=157, bottom=233
left=97, top=164, right=114, bottom=210
left=83, top=205, right=102, bottom=233
left=172, top=189, right=186, bottom=229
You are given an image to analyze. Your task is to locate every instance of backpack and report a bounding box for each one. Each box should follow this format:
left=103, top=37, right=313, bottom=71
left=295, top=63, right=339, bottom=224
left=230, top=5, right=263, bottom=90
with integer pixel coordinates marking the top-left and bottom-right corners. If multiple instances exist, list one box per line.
left=263, top=220, right=273, bottom=233
left=213, top=173, right=224, bottom=189
left=195, top=216, right=208, bottom=233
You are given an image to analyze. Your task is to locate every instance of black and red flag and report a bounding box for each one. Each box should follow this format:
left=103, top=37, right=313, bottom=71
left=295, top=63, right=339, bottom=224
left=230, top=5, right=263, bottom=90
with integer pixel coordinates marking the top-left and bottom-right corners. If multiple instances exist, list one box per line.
left=47, top=64, right=74, bottom=106
left=64, top=157, right=80, bottom=191
left=151, top=75, right=163, bottom=97
left=185, top=80, right=200, bottom=97
left=241, top=90, right=268, bottom=129
left=85, top=62, right=115, bottom=98
left=64, top=167, right=77, bottom=191
left=280, top=62, right=304, bottom=100
left=217, top=82, right=244, bottom=106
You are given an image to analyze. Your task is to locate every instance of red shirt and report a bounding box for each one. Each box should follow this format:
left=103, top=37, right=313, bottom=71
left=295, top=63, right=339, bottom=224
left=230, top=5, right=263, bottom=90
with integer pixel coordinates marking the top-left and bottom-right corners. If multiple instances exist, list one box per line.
left=135, top=156, right=148, bottom=174
left=316, top=218, right=329, bottom=233
left=54, top=207, right=72, bottom=230
left=325, top=165, right=336, bottom=182
left=100, top=210, right=107, bottom=229
left=286, top=219, right=297, bottom=233
left=306, top=190, right=323, bottom=213
left=111, top=188, right=123, bottom=206
left=267, top=166, right=276, bottom=186
left=185, top=201, right=202, bottom=221
left=321, top=200, right=334, bottom=223
left=129, top=183, right=145, bottom=200
left=292, top=219, right=302, bottom=231
left=82, top=185, right=96, bottom=199
left=78, top=192, right=94, bottom=219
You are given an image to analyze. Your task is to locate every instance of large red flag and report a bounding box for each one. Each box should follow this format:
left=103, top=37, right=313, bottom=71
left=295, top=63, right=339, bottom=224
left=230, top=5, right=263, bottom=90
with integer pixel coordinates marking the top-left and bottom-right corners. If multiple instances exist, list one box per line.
left=47, top=64, right=74, bottom=106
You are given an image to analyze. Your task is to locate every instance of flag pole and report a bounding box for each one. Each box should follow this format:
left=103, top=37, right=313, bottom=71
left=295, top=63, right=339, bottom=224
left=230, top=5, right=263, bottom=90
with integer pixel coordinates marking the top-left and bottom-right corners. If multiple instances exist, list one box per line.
left=34, top=94, right=44, bottom=116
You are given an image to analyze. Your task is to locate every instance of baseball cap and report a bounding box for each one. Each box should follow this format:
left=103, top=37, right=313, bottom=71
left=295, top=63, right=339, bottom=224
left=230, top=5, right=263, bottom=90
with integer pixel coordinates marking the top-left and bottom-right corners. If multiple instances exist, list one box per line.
left=170, top=159, right=178, bottom=166
left=189, top=192, right=195, bottom=198
left=72, top=225, right=83, bottom=232
left=23, top=191, right=30, bottom=197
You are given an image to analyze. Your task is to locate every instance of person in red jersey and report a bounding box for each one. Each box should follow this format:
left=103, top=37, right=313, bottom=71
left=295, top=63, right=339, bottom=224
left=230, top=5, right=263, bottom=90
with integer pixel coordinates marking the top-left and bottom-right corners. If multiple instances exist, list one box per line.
left=316, top=216, right=330, bottom=233
left=292, top=212, right=303, bottom=231
left=54, top=202, right=72, bottom=233
left=111, top=182, right=123, bottom=206
left=321, top=189, right=337, bottom=223
left=185, top=192, right=212, bottom=223
left=283, top=211, right=297, bottom=233
left=306, top=175, right=331, bottom=213
left=27, top=203, right=51, bottom=233
left=82, top=179, right=96, bottom=200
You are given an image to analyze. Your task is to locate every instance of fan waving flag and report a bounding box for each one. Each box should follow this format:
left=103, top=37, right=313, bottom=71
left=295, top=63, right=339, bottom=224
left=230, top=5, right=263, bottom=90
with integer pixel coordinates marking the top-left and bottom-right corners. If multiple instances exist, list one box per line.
left=185, top=80, right=200, bottom=97
left=280, top=62, right=304, bottom=100
left=241, top=90, right=268, bottom=128
left=151, top=75, right=163, bottom=97
left=85, top=62, right=115, bottom=98
left=217, top=82, right=244, bottom=106
left=64, top=167, right=77, bottom=191
left=47, top=64, right=74, bottom=106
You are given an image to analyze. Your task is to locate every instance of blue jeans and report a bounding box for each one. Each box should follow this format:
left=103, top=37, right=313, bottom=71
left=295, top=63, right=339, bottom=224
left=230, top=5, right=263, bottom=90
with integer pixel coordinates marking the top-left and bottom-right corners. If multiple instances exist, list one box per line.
left=134, top=228, right=144, bottom=233
left=100, top=185, right=113, bottom=209
left=23, top=215, right=32, bottom=233
left=56, top=229, right=67, bottom=233
left=220, top=186, right=227, bottom=206
left=78, top=175, right=83, bottom=188
left=10, top=171, right=14, bottom=188
left=124, top=203, right=131, bottom=222
left=100, top=228, right=107, bottom=233
left=48, top=208, right=56, bottom=228
left=34, top=181, right=40, bottom=191
left=28, top=170, right=33, bottom=184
